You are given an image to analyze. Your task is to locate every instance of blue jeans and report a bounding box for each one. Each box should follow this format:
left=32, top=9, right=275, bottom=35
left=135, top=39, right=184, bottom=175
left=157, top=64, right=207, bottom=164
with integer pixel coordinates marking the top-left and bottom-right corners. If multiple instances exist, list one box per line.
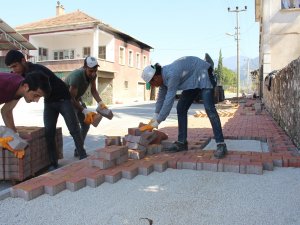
left=44, top=99, right=86, bottom=165
left=177, top=88, right=224, bottom=143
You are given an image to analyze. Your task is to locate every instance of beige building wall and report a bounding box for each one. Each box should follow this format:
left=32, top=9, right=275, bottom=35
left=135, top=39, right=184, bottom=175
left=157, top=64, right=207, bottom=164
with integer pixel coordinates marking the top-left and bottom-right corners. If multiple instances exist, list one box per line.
left=256, top=0, right=300, bottom=97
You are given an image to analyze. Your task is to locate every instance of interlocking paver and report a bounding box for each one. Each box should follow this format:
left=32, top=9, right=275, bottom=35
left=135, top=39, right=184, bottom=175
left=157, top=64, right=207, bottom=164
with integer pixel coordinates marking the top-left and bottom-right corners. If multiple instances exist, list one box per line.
left=8, top=100, right=300, bottom=201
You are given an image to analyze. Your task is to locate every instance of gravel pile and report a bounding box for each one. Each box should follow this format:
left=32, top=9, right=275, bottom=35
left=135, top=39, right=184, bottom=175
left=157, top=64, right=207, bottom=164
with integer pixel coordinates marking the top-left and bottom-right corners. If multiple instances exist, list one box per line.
left=1, top=168, right=300, bottom=225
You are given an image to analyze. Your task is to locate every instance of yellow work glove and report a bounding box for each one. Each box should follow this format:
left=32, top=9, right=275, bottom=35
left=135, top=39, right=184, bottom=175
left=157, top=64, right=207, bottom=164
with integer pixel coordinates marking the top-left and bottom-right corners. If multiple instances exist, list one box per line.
left=139, top=120, right=159, bottom=132
left=98, top=101, right=108, bottom=109
left=82, top=109, right=97, bottom=125
left=0, top=136, right=25, bottom=159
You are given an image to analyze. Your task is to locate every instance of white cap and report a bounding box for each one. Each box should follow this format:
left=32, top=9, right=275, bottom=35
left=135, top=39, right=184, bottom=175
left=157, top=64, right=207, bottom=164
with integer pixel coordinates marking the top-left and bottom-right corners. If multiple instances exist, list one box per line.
left=85, top=56, right=99, bottom=68
left=141, top=65, right=156, bottom=83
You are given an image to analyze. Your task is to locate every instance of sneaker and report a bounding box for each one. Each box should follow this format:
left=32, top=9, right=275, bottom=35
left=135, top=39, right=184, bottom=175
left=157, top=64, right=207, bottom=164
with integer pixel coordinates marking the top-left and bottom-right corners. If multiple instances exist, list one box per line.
left=74, top=149, right=79, bottom=157
left=165, top=141, right=188, bottom=152
left=214, top=143, right=228, bottom=159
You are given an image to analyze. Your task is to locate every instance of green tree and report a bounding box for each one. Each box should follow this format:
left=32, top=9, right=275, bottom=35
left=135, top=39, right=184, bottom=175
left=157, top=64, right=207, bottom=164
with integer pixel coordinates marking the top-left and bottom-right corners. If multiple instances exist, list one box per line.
left=222, top=67, right=237, bottom=92
left=215, top=49, right=224, bottom=84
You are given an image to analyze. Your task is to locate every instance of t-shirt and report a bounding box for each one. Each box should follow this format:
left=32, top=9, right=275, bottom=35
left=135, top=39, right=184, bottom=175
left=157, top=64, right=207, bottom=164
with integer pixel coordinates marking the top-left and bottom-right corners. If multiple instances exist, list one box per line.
left=64, top=68, right=95, bottom=99
left=0, top=73, right=23, bottom=104
left=26, top=62, right=71, bottom=103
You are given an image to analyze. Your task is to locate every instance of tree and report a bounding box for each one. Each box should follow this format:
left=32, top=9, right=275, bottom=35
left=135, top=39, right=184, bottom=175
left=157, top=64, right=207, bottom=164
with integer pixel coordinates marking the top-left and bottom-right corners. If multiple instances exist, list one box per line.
left=214, top=49, right=237, bottom=92
left=215, top=49, right=224, bottom=84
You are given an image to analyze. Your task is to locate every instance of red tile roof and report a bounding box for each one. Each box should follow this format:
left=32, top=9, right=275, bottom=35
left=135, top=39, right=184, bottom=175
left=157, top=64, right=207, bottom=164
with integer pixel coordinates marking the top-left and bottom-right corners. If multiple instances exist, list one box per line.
left=15, top=10, right=98, bottom=31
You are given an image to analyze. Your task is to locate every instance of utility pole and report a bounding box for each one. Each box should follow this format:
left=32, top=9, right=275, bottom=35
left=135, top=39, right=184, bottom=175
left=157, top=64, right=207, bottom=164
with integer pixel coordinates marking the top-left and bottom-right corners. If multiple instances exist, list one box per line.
left=228, top=6, right=247, bottom=104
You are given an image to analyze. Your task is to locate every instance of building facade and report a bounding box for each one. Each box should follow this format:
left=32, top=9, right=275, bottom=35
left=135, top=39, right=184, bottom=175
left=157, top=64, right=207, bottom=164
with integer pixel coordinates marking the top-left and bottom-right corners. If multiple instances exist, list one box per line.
left=4, top=3, right=153, bottom=105
left=255, top=0, right=300, bottom=97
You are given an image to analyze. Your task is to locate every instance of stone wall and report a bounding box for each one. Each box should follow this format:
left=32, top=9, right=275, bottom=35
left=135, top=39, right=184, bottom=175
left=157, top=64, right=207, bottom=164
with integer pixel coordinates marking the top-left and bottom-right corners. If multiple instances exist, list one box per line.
left=263, top=57, right=300, bottom=148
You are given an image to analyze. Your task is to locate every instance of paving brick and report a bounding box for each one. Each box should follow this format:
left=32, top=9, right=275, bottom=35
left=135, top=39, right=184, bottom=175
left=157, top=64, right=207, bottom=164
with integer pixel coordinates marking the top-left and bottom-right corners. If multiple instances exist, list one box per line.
left=66, top=177, right=86, bottom=192
left=138, top=161, right=154, bottom=176
left=86, top=172, right=105, bottom=188
left=262, top=159, right=274, bottom=171
left=128, top=149, right=146, bottom=159
left=127, top=127, right=142, bottom=136
left=242, top=162, right=263, bottom=175
left=104, top=136, right=122, bottom=146
left=103, top=168, right=122, bottom=183
left=121, top=165, right=139, bottom=179
left=220, top=160, right=240, bottom=173
left=202, top=159, right=219, bottom=172
left=177, top=157, right=198, bottom=170
left=44, top=179, right=66, bottom=196
left=90, top=157, right=115, bottom=169
left=152, top=160, right=168, bottom=172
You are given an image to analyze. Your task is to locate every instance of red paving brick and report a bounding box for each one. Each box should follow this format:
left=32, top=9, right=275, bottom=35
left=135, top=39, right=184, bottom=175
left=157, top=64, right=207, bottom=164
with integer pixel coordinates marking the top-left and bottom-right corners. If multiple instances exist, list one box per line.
left=10, top=100, right=300, bottom=200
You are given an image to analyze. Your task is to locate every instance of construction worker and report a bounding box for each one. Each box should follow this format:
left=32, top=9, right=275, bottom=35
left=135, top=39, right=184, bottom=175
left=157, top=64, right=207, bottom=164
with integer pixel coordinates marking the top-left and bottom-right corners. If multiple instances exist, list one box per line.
left=64, top=56, right=108, bottom=157
left=140, top=55, right=228, bottom=159
left=0, top=71, right=51, bottom=131
left=5, top=50, right=88, bottom=171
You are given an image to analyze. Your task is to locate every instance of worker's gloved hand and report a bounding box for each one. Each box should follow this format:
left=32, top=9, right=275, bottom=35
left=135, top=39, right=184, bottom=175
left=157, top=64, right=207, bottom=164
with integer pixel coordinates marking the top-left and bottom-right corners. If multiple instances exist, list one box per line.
left=82, top=109, right=97, bottom=124
left=0, top=136, right=25, bottom=159
left=98, top=101, right=108, bottom=109
left=0, top=136, right=14, bottom=150
left=148, top=113, right=159, bottom=125
left=140, top=120, right=159, bottom=132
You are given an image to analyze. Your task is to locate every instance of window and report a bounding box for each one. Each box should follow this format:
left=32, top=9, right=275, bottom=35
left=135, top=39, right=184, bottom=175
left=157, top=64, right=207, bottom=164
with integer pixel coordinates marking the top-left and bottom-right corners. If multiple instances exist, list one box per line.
left=128, top=50, right=133, bottom=67
left=98, top=46, right=106, bottom=59
left=143, top=55, right=148, bottom=68
left=38, top=47, right=48, bottom=61
left=53, top=49, right=75, bottom=60
left=124, top=81, right=128, bottom=89
left=282, top=0, right=300, bottom=9
left=119, top=47, right=125, bottom=65
left=83, top=47, right=91, bottom=58
left=136, top=53, right=141, bottom=69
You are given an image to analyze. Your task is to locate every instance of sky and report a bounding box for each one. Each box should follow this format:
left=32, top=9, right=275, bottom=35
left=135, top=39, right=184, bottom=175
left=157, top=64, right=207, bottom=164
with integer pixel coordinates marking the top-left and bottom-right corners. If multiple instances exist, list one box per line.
left=0, top=0, right=259, bottom=65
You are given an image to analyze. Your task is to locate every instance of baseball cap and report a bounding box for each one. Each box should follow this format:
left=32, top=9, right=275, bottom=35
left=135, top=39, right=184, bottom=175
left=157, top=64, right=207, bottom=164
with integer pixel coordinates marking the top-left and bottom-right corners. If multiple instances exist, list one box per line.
left=141, top=65, right=156, bottom=83
left=85, top=56, right=99, bottom=68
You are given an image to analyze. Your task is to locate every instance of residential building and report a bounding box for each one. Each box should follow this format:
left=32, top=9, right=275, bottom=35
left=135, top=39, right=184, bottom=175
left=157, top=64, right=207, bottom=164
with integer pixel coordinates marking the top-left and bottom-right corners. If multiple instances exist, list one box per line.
left=3, top=2, right=153, bottom=105
left=255, top=0, right=300, bottom=97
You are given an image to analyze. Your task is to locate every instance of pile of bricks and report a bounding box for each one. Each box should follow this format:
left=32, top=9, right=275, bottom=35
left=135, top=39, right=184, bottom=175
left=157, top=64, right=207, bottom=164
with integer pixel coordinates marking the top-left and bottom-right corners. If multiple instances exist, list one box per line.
left=124, top=126, right=169, bottom=159
left=0, top=126, right=63, bottom=182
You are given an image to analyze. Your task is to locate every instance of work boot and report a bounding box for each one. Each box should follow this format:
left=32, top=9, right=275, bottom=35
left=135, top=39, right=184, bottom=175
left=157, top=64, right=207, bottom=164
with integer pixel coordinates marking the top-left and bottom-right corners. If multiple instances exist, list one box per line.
left=48, top=162, right=59, bottom=172
left=165, top=141, right=188, bottom=152
left=79, top=154, right=88, bottom=160
left=74, top=149, right=79, bottom=157
left=214, top=143, right=228, bottom=159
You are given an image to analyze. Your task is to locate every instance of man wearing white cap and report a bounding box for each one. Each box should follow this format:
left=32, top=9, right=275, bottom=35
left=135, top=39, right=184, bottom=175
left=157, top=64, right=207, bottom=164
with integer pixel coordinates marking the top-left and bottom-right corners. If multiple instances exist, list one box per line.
left=65, top=56, right=108, bottom=157
left=5, top=50, right=88, bottom=171
left=140, top=55, right=227, bottom=159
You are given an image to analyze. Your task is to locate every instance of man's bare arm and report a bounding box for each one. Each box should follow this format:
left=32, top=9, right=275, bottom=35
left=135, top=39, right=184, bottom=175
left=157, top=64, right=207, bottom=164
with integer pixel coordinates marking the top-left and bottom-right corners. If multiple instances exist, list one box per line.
left=1, top=99, right=19, bottom=132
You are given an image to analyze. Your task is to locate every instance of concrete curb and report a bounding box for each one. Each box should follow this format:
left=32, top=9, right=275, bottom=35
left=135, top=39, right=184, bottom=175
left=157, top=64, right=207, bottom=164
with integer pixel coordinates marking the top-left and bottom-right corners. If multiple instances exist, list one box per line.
left=0, top=188, right=11, bottom=200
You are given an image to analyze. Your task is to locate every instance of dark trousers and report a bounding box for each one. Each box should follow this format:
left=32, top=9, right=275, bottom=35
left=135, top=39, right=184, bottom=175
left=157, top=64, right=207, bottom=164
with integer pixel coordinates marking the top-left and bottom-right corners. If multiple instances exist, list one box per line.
left=76, top=108, right=90, bottom=143
left=177, top=88, right=224, bottom=143
left=43, top=99, right=86, bottom=165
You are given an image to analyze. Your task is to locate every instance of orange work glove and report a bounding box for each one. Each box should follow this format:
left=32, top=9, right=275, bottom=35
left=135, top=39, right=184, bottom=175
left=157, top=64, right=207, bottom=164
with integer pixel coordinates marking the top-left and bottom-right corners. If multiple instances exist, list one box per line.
left=139, top=120, right=159, bottom=132
left=0, top=136, right=25, bottom=159
left=98, top=101, right=108, bottom=109
left=84, top=112, right=97, bottom=124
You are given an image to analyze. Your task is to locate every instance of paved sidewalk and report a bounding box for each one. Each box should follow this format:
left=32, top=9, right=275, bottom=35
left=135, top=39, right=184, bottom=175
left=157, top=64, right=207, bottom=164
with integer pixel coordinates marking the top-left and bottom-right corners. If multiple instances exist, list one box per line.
left=5, top=99, right=300, bottom=201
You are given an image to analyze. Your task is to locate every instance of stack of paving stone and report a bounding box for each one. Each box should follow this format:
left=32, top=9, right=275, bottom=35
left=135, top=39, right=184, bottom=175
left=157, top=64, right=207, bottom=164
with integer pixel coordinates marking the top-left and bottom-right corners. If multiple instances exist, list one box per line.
left=88, top=145, right=129, bottom=171
left=0, top=126, right=63, bottom=182
left=124, top=126, right=169, bottom=159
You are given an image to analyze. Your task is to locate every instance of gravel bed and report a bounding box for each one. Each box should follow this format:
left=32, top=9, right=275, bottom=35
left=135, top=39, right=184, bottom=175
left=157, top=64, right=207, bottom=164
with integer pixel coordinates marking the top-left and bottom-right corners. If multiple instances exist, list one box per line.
left=1, top=168, right=300, bottom=225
